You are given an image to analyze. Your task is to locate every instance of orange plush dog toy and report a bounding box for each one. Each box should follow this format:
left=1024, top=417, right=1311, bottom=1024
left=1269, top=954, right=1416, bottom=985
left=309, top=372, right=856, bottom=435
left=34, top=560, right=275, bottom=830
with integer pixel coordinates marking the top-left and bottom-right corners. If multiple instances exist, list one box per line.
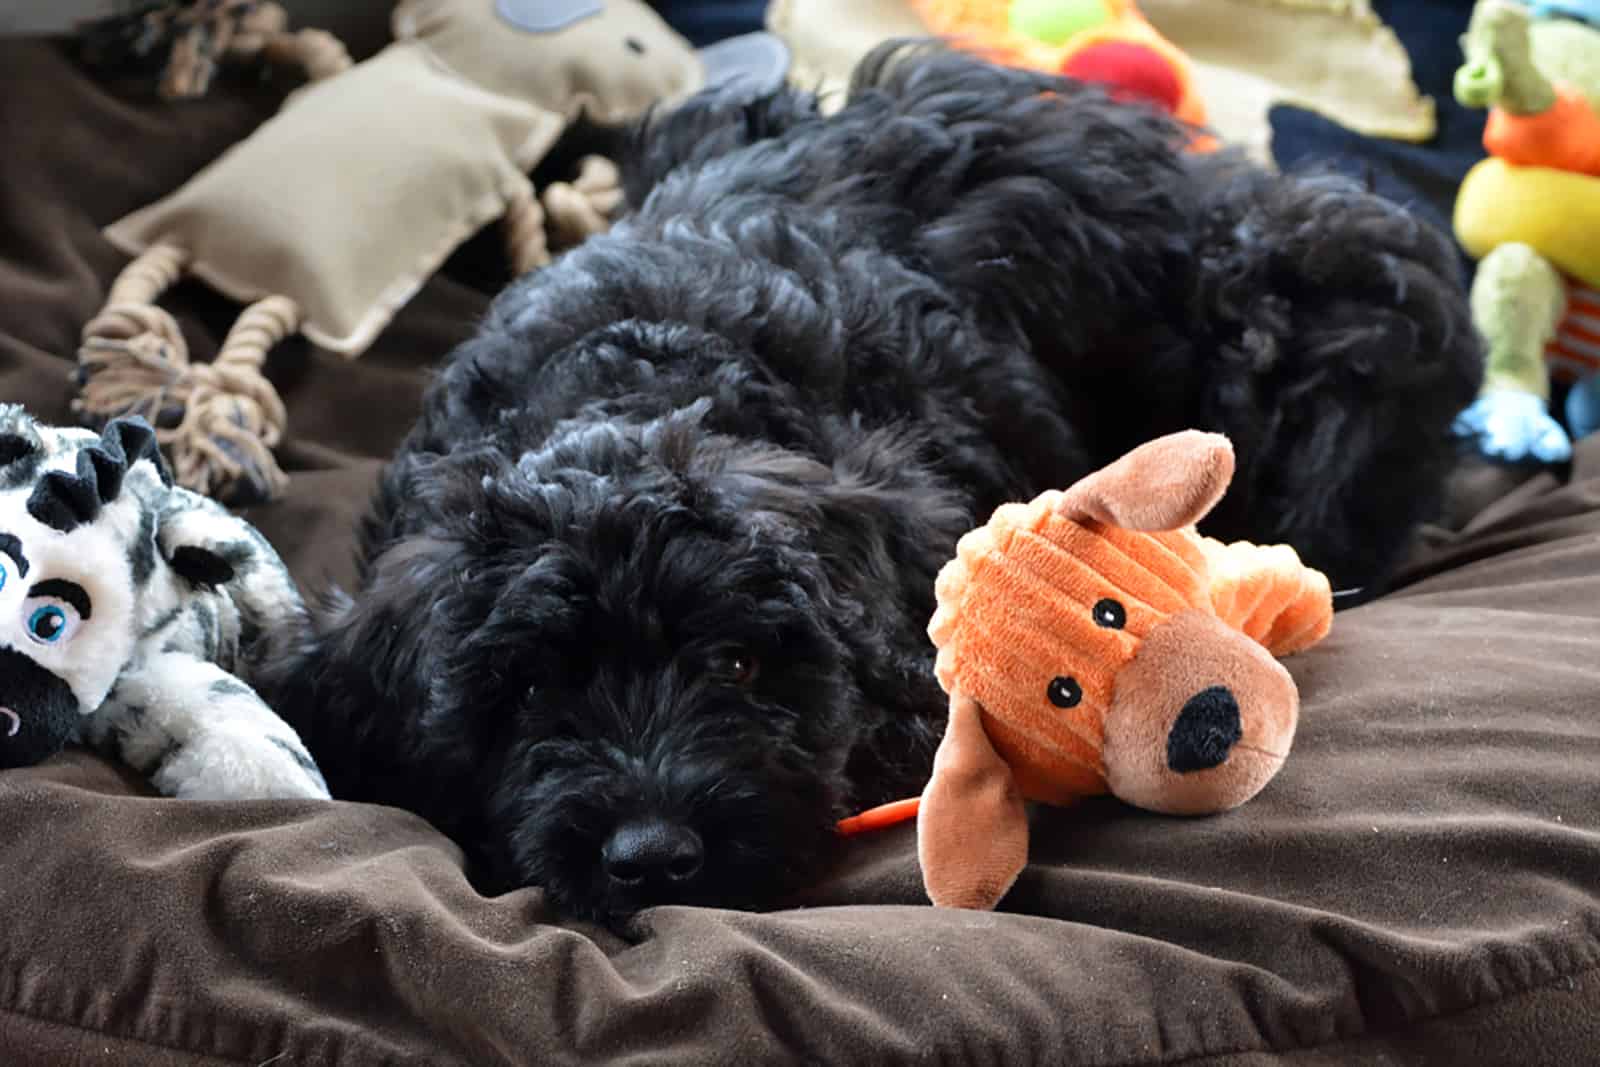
left=910, top=430, right=1332, bottom=909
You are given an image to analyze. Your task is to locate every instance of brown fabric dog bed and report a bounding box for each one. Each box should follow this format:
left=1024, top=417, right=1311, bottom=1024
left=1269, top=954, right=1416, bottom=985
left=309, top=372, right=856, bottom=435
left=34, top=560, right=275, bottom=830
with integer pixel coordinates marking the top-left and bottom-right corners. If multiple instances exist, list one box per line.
left=3, top=32, right=1599, bottom=1067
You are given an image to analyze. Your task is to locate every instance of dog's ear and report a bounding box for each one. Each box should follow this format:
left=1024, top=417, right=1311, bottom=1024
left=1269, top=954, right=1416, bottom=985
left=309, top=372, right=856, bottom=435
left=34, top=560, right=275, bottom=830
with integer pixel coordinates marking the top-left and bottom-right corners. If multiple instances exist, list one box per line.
left=325, top=535, right=459, bottom=692
left=1056, top=430, right=1234, bottom=531
left=252, top=529, right=495, bottom=830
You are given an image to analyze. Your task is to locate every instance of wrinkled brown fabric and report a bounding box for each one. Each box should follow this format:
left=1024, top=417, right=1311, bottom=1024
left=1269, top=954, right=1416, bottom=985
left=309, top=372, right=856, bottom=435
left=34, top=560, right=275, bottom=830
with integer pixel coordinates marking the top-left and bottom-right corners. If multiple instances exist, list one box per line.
left=4, top=34, right=1600, bottom=1067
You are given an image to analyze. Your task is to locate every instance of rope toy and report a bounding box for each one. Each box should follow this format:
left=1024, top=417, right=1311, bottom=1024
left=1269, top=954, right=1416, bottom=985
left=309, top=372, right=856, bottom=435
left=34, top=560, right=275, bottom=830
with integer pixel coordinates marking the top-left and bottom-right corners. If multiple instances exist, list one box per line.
left=76, top=0, right=351, bottom=100
left=73, top=158, right=624, bottom=505
left=68, top=0, right=753, bottom=504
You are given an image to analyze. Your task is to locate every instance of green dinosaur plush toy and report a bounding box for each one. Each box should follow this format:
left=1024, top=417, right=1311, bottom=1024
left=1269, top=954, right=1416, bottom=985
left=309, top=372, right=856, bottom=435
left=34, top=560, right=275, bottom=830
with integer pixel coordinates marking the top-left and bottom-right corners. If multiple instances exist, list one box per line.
left=1450, top=0, right=1600, bottom=464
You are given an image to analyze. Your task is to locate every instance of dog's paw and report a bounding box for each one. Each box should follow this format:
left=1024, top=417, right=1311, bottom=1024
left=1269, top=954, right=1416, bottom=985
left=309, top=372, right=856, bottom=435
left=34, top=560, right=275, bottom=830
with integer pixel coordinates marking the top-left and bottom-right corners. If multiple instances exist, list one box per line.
left=150, top=729, right=331, bottom=801
left=1453, top=391, right=1573, bottom=465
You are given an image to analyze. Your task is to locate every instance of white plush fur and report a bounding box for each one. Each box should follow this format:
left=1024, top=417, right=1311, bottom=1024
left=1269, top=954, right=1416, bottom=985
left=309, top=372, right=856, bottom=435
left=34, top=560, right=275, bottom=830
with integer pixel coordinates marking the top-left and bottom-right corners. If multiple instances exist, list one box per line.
left=0, top=406, right=327, bottom=800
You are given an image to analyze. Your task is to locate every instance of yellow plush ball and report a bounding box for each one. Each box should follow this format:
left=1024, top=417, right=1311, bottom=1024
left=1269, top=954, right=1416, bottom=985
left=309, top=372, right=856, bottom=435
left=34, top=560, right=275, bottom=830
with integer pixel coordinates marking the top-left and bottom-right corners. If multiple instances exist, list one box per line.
left=1455, top=157, right=1600, bottom=289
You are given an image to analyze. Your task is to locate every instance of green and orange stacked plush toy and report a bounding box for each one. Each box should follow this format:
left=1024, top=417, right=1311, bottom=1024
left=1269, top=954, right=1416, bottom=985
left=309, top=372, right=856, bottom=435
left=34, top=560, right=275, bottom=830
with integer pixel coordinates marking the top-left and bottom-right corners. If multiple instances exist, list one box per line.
left=840, top=431, right=1332, bottom=910
left=1450, top=0, right=1600, bottom=463
left=909, top=0, right=1213, bottom=146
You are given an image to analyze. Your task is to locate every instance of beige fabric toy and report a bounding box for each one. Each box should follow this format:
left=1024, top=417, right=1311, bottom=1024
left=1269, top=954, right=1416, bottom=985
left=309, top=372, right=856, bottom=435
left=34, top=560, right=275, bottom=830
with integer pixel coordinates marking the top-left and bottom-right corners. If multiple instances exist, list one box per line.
left=76, top=0, right=788, bottom=504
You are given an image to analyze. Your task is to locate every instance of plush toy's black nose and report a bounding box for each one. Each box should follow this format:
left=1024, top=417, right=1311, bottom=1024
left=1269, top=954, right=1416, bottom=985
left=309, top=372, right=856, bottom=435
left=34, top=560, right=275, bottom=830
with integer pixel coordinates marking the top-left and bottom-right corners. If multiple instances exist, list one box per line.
left=1167, top=686, right=1243, bottom=773
left=602, top=818, right=705, bottom=891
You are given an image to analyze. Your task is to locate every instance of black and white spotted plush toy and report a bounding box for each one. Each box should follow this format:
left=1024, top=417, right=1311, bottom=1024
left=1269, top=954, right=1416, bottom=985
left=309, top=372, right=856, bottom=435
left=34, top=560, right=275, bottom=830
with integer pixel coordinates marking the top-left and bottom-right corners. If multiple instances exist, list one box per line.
left=0, top=405, right=327, bottom=799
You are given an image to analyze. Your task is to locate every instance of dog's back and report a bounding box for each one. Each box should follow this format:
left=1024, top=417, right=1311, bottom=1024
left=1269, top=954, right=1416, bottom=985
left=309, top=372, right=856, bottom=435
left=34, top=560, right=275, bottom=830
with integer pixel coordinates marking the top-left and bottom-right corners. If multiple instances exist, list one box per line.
left=625, top=42, right=1189, bottom=359
left=618, top=42, right=1479, bottom=587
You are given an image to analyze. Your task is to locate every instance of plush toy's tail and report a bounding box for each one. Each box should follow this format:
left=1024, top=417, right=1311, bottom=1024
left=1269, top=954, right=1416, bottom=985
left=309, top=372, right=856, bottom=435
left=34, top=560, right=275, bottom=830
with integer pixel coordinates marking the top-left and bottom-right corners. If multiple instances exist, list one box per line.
left=837, top=796, right=921, bottom=835
left=1201, top=538, right=1333, bottom=657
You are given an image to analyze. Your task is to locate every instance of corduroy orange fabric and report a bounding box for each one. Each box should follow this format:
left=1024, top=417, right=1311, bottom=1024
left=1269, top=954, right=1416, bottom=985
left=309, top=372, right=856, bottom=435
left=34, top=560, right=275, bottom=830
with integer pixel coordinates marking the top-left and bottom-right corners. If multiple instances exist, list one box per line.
left=1200, top=537, right=1333, bottom=656
left=930, top=496, right=1214, bottom=804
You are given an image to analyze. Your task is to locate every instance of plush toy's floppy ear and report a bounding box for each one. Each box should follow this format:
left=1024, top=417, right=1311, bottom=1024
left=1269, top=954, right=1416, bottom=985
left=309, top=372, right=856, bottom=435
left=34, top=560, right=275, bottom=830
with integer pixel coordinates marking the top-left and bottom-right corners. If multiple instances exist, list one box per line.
left=167, top=545, right=236, bottom=588
left=1056, top=430, right=1234, bottom=531
left=917, top=692, right=1030, bottom=910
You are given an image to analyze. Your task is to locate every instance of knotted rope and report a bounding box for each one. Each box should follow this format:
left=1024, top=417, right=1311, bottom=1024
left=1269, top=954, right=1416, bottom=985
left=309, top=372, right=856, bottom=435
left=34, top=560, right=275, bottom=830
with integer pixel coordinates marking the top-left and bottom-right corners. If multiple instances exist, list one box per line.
left=505, top=155, right=626, bottom=273
left=504, top=186, right=553, bottom=275
left=78, top=0, right=350, bottom=99
left=541, top=155, right=626, bottom=252
left=75, top=243, right=291, bottom=505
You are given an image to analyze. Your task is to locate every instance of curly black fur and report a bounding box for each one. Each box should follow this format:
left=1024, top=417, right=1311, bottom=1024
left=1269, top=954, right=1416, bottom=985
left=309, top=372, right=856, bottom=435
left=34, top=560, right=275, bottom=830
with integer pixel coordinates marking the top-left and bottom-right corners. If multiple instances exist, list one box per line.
left=262, top=44, right=1481, bottom=925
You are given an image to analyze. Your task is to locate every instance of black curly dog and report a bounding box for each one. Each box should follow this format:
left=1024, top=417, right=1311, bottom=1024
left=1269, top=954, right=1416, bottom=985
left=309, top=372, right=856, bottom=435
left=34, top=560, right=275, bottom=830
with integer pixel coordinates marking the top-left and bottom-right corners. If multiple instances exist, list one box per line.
left=264, top=45, right=1481, bottom=925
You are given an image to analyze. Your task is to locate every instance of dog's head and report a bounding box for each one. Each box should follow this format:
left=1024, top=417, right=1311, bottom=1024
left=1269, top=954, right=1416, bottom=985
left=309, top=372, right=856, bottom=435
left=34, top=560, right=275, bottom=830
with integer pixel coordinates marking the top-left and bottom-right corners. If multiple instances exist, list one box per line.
left=332, top=402, right=924, bottom=923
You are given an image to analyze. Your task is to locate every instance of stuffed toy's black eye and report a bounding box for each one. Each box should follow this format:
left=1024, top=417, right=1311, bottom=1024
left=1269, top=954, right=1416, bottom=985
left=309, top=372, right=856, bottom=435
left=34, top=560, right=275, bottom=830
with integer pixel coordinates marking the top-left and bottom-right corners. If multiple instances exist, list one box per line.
left=1047, top=676, right=1082, bottom=708
left=1093, top=598, right=1126, bottom=629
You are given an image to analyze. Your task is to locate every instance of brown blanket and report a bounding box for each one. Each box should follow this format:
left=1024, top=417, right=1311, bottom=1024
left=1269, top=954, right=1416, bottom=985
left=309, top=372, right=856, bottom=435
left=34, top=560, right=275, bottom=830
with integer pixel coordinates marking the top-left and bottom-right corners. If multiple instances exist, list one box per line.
left=4, top=34, right=1600, bottom=1067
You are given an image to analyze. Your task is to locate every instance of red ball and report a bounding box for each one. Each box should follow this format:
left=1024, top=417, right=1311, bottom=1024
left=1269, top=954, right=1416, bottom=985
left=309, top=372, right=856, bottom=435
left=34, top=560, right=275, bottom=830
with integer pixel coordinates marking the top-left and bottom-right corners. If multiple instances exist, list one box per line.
left=1061, top=40, right=1183, bottom=114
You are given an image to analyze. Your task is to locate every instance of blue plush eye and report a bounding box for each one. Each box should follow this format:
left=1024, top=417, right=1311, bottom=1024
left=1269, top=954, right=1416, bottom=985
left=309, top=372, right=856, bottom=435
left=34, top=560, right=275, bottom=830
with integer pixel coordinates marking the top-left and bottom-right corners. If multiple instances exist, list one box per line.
left=21, top=585, right=88, bottom=647
left=28, top=605, right=68, bottom=643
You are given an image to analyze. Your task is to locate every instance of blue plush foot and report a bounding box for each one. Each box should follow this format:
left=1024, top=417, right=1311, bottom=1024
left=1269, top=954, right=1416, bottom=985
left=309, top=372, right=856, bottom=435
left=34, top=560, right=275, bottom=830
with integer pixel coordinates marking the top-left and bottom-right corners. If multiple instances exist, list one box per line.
left=1566, top=373, right=1600, bottom=442
left=1452, top=390, right=1573, bottom=464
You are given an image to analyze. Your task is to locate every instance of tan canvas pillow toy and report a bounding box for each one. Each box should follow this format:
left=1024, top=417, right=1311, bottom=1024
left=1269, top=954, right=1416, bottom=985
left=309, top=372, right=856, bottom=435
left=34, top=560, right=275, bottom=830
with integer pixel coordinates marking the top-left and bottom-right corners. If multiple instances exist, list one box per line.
left=74, top=0, right=789, bottom=504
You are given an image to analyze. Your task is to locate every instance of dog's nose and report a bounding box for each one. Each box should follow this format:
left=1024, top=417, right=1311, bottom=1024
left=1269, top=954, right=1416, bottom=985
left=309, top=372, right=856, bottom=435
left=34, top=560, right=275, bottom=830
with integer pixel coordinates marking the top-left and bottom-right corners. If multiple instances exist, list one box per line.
left=1166, top=685, right=1243, bottom=772
left=602, top=818, right=705, bottom=890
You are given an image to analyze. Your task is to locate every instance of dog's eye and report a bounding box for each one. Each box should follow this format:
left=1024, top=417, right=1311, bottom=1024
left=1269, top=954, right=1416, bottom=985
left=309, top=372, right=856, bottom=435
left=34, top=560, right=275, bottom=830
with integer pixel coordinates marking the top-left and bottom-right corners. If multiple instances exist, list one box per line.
left=712, top=650, right=760, bottom=686
left=1092, top=598, right=1126, bottom=629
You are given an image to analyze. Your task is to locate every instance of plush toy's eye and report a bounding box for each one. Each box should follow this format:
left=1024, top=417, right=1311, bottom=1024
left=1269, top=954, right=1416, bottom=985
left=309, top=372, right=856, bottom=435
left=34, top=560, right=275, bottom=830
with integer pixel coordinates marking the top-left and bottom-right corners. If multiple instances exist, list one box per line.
left=1047, top=676, right=1082, bottom=708
left=0, top=533, right=27, bottom=591
left=1092, top=598, right=1126, bottom=629
left=24, top=602, right=77, bottom=645
left=21, top=580, right=89, bottom=647
left=712, top=649, right=760, bottom=686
